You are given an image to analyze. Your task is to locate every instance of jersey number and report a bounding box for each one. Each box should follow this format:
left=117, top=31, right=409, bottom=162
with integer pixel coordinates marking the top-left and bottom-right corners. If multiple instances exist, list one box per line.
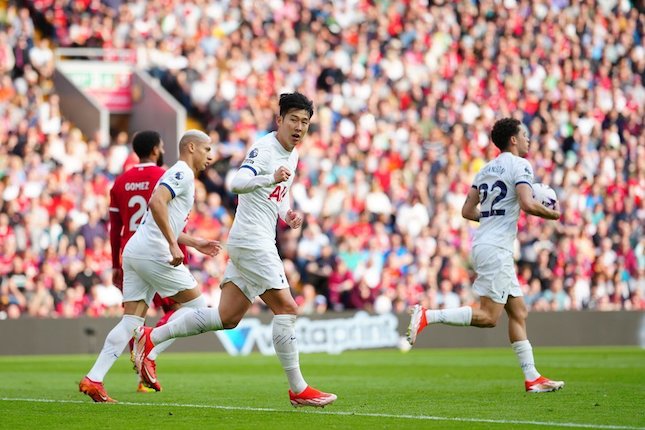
left=128, top=195, right=147, bottom=232
left=478, top=181, right=507, bottom=218
left=268, top=185, right=288, bottom=202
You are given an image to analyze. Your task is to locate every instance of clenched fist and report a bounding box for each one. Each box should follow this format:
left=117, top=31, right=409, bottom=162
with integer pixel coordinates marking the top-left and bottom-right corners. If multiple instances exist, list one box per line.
left=274, top=166, right=291, bottom=183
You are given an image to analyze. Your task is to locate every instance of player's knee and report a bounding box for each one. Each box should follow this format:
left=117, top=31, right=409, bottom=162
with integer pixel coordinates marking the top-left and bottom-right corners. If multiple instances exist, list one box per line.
left=480, top=314, right=498, bottom=327
left=284, top=300, right=298, bottom=315
left=510, top=308, right=528, bottom=323
left=274, top=302, right=298, bottom=315
left=508, top=303, right=528, bottom=322
left=222, top=320, right=238, bottom=329
left=221, top=315, right=243, bottom=330
left=483, top=319, right=497, bottom=328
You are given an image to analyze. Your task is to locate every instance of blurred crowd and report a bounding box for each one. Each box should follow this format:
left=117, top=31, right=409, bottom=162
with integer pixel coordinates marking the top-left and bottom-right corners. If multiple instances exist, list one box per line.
left=0, top=0, right=643, bottom=320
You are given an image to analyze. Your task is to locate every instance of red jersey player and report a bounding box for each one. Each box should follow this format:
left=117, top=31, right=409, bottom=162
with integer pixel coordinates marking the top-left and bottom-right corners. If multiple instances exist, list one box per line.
left=108, top=130, right=179, bottom=392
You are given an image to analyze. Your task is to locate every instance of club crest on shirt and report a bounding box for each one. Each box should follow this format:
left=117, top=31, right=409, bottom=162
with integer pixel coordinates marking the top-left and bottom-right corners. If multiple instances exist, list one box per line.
left=248, top=148, right=259, bottom=158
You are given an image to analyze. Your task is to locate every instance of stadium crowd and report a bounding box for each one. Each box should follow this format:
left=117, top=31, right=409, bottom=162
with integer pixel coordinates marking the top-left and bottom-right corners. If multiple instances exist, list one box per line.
left=0, top=0, right=643, bottom=320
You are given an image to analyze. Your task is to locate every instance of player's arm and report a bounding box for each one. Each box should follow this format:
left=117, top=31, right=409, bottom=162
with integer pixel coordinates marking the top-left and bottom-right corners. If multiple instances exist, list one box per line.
left=108, top=187, right=124, bottom=289
left=177, top=233, right=222, bottom=257
left=109, top=210, right=123, bottom=268
left=277, top=188, right=303, bottom=229
left=148, top=185, right=184, bottom=266
left=516, top=183, right=561, bottom=220
left=230, top=166, right=275, bottom=194
left=108, top=187, right=123, bottom=268
left=461, top=186, right=481, bottom=222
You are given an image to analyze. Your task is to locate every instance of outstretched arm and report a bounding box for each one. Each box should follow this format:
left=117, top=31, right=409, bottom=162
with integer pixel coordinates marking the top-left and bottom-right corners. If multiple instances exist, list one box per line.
left=178, top=233, right=221, bottom=257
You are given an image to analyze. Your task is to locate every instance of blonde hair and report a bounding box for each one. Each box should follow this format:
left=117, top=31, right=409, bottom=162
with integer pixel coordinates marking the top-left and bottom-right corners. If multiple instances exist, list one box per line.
left=179, top=129, right=210, bottom=151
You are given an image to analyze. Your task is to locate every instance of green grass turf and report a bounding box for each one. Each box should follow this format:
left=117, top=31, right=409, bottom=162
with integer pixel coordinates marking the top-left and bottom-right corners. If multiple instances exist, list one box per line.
left=0, top=347, right=643, bottom=430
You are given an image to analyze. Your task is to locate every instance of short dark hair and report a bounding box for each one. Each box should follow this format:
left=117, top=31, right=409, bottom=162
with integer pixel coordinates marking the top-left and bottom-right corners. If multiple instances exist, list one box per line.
left=279, top=92, right=314, bottom=119
left=132, top=130, right=161, bottom=158
left=490, top=118, right=522, bottom=151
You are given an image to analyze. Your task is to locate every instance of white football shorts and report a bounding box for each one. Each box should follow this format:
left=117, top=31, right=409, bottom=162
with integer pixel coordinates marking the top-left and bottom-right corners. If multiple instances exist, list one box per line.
left=471, top=244, right=522, bottom=304
left=222, top=245, right=289, bottom=302
left=122, top=257, right=197, bottom=305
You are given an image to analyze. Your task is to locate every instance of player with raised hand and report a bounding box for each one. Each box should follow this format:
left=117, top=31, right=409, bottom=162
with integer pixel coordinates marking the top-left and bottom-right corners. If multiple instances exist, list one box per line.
left=133, top=92, right=337, bottom=408
left=79, top=130, right=221, bottom=403
left=407, top=117, right=565, bottom=393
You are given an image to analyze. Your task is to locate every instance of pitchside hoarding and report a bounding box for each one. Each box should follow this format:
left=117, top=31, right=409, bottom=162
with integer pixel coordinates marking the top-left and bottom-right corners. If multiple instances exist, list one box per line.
left=215, top=312, right=401, bottom=356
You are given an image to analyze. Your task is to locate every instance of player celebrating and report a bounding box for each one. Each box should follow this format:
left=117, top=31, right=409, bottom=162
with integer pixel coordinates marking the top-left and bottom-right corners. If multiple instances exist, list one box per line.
left=133, top=92, right=337, bottom=408
left=407, top=117, right=565, bottom=393
left=79, top=130, right=221, bottom=403
left=107, top=130, right=182, bottom=393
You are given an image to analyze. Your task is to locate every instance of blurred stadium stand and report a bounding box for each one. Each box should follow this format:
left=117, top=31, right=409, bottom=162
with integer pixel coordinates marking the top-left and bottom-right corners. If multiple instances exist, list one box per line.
left=0, top=0, right=642, bottom=322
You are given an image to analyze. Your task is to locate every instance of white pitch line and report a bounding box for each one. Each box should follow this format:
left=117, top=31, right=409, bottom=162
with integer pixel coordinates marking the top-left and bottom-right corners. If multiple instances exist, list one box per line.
left=1, top=397, right=642, bottom=430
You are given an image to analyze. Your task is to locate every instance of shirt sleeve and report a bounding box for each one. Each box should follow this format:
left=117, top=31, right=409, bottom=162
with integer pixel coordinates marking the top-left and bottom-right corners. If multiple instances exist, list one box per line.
left=109, top=182, right=119, bottom=213
left=514, top=158, right=534, bottom=187
left=159, top=165, right=192, bottom=199
left=240, top=144, right=271, bottom=175
left=230, top=166, right=275, bottom=194
left=471, top=171, right=482, bottom=189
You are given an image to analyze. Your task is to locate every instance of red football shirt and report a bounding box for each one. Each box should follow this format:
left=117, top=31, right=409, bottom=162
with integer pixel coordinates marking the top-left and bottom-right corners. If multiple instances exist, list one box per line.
left=109, top=162, right=165, bottom=266
left=109, top=162, right=188, bottom=312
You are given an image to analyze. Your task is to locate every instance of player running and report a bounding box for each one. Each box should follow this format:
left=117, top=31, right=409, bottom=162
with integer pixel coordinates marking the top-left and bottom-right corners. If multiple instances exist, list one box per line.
left=133, top=92, right=337, bottom=407
left=79, top=130, right=221, bottom=402
left=406, top=117, right=565, bottom=393
left=104, top=130, right=180, bottom=393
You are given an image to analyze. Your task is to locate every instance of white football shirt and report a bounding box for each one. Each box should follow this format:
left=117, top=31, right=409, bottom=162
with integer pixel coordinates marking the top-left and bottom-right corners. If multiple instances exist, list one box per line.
left=471, top=152, right=534, bottom=252
left=228, top=132, right=298, bottom=248
left=123, top=160, right=195, bottom=261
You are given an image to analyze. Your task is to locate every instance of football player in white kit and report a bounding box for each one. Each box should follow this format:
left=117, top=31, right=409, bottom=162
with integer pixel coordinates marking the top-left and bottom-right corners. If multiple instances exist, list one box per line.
left=133, top=92, right=337, bottom=407
left=407, top=118, right=565, bottom=393
left=79, top=130, right=221, bottom=403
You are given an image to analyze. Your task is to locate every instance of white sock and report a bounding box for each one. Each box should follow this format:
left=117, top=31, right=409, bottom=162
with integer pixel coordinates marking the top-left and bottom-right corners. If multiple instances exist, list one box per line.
left=273, top=314, right=307, bottom=394
left=151, top=307, right=222, bottom=345
left=148, top=296, right=207, bottom=360
left=512, top=340, right=541, bottom=381
left=87, top=314, right=144, bottom=382
left=426, top=306, right=472, bottom=326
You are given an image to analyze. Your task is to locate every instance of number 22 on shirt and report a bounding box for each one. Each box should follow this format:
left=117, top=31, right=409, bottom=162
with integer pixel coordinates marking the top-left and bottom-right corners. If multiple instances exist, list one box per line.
left=478, top=180, right=508, bottom=218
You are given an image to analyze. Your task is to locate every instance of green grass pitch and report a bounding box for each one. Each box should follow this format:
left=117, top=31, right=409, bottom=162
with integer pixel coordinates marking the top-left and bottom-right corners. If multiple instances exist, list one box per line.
left=0, top=347, right=643, bottom=429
